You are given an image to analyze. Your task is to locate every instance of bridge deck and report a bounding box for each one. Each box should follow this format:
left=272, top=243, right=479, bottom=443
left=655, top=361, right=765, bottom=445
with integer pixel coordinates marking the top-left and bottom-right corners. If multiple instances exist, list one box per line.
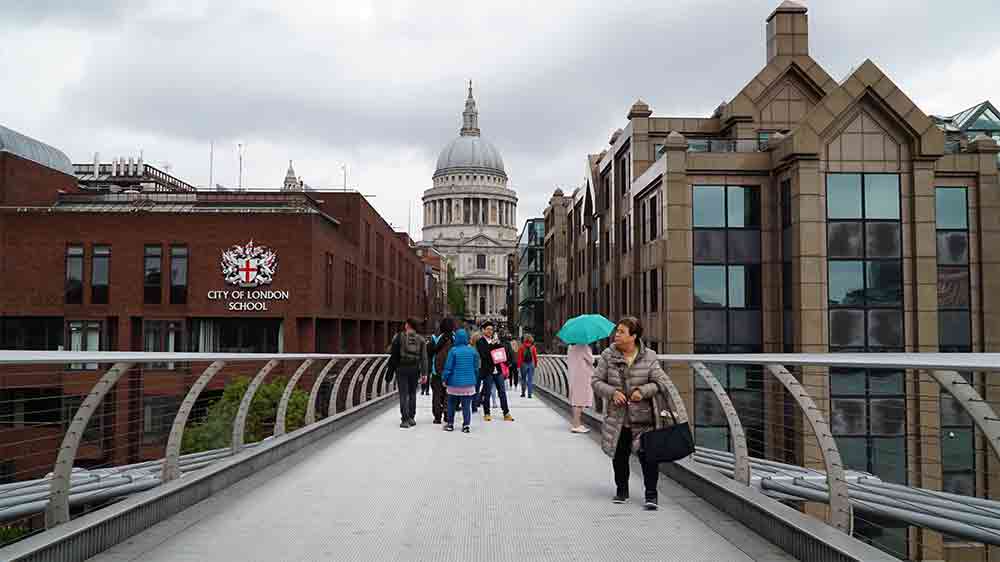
left=91, top=393, right=793, bottom=562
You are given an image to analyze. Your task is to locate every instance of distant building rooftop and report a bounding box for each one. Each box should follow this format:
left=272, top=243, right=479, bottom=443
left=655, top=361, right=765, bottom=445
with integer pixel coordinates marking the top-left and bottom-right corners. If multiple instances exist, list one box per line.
left=0, top=124, right=74, bottom=175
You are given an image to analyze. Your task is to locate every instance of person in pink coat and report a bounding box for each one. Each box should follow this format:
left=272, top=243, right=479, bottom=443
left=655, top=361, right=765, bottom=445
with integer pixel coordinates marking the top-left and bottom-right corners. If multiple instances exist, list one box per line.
left=567, top=343, right=594, bottom=433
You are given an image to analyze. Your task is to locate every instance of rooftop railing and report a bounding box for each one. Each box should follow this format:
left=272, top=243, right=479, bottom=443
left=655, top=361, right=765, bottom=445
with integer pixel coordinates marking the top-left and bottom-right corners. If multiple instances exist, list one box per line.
left=687, top=138, right=768, bottom=153
left=536, top=352, right=1000, bottom=560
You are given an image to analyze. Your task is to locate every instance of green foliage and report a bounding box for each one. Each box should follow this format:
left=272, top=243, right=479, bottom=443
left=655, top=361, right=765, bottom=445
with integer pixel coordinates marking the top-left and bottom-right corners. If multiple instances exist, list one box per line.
left=0, top=525, right=30, bottom=545
left=181, top=376, right=309, bottom=454
left=447, top=267, right=466, bottom=317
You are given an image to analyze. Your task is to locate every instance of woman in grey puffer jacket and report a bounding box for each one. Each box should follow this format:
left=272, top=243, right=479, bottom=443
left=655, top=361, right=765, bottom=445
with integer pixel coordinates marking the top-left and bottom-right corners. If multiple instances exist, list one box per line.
left=591, top=316, right=675, bottom=510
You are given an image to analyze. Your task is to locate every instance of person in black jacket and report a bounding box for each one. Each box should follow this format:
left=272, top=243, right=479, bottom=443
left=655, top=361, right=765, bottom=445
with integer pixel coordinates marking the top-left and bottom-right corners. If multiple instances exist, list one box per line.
left=426, top=317, right=455, bottom=424
left=475, top=321, right=515, bottom=422
left=385, top=318, right=428, bottom=428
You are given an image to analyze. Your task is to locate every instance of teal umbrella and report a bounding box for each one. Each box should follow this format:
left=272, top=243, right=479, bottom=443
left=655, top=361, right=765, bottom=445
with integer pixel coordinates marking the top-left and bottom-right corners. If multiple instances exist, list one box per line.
left=556, top=314, right=616, bottom=345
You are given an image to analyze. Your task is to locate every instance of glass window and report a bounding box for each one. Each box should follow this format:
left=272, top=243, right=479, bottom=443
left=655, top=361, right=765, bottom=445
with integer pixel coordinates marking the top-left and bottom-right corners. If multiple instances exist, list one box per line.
left=827, top=174, right=863, bottom=219
left=830, top=399, right=867, bottom=434
left=937, top=231, right=969, bottom=265
left=727, top=265, right=761, bottom=308
left=866, top=261, right=902, bottom=306
left=144, top=245, right=162, bottom=304
left=65, top=245, right=84, bottom=304
left=693, top=230, right=725, bottom=263
left=693, top=186, right=725, bottom=227
left=937, top=267, right=969, bottom=308
left=727, top=187, right=759, bottom=228
left=871, top=438, right=906, bottom=483
left=695, top=426, right=729, bottom=450
left=864, top=174, right=901, bottom=219
left=868, top=370, right=904, bottom=395
left=942, top=429, right=975, bottom=472
left=936, top=188, right=968, bottom=230
left=694, top=310, right=726, bottom=344
left=91, top=245, right=110, bottom=305
left=694, top=266, right=726, bottom=307
left=476, top=254, right=486, bottom=269
left=870, top=399, right=905, bottom=435
left=865, top=223, right=901, bottom=258
left=170, top=246, right=188, bottom=304
left=728, top=310, right=761, bottom=345
left=868, top=309, right=903, bottom=348
left=830, top=309, right=865, bottom=347
left=829, top=261, right=864, bottom=306
left=830, top=369, right=867, bottom=395
left=726, top=231, right=761, bottom=263
left=939, top=311, right=972, bottom=348
left=828, top=222, right=863, bottom=258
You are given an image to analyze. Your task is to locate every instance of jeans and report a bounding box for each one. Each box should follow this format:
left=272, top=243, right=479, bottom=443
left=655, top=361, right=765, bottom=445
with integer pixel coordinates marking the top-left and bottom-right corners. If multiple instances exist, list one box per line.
left=613, top=427, right=659, bottom=499
left=396, top=367, right=419, bottom=422
left=481, top=372, right=510, bottom=416
left=447, top=395, right=473, bottom=427
left=521, top=363, right=534, bottom=397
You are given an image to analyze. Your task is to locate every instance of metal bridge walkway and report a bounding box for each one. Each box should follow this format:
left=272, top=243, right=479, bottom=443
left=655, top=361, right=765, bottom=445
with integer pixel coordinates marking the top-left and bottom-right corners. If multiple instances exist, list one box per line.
left=89, top=393, right=793, bottom=562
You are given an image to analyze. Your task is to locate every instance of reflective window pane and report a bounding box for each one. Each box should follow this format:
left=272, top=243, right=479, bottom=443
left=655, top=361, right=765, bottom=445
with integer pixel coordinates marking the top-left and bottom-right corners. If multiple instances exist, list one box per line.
left=942, top=471, right=975, bottom=497
left=695, top=310, right=726, bottom=345
left=941, top=429, right=975, bottom=472
left=869, top=370, right=904, bottom=395
left=866, top=222, right=901, bottom=258
left=868, top=309, right=903, bottom=348
left=864, top=174, right=901, bottom=219
left=727, top=230, right=761, bottom=263
left=830, top=310, right=865, bottom=347
left=693, top=186, right=725, bottom=227
left=695, top=426, right=729, bottom=451
left=871, top=438, right=906, bottom=484
left=937, top=267, right=970, bottom=308
left=728, top=310, right=761, bottom=345
left=727, top=265, right=761, bottom=309
left=870, top=399, right=905, bottom=435
left=831, top=399, right=867, bottom=434
left=728, top=365, right=749, bottom=390
left=937, top=231, right=969, bottom=265
left=941, top=394, right=972, bottom=426
left=695, top=364, right=727, bottom=389
left=693, top=230, right=725, bottom=263
left=936, top=187, right=968, bottom=230
left=732, top=390, right=763, bottom=427
left=866, top=261, right=902, bottom=306
left=694, top=266, right=726, bottom=307
left=829, top=261, right=864, bottom=306
left=827, top=174, right=863, bottom=219
left=727, top=186, right=760, bottom=228
left=695, top=390, right=726, bottom=425
left=835, top=436, right=869, bottom=473
left=830, top=368, right=866, bottom=395
left=939, top=311, right=971, bottom=348
left=828, top=222, right=863, bottom=258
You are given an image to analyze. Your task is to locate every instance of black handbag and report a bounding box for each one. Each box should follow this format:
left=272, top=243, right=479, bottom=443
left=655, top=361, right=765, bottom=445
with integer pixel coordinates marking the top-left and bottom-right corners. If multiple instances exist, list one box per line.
left=639, top=398, right=694, bottom=464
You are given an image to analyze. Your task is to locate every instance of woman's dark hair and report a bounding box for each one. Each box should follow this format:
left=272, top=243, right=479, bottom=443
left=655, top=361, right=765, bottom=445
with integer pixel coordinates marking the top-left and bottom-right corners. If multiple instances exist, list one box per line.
left=439, top=317, right=456, bottom=334
left=617, top=316, right=643, bottom=340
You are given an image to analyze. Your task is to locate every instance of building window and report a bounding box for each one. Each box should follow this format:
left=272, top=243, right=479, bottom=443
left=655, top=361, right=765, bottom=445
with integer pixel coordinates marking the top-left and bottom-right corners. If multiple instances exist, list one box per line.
left=170, top=246, right=188, bottom=305
left=477, top=254, right=487, bottom=270
left=1, top=317, right=63, bottom=350
left=648, top=269, right=658, bottom=313
left=91, top=245, right=110, bottom=304
left=144, top=320, right=183, bottom=369
left=693, top=184, right=763, bottom=456
left=143, top=395, right=179, bottom=443
left=653, top=143, right=665, bottom=161
left=0, top=388, right=62, bottom=427
left=827, top=173, right=906, bottom=493
left=144, top=245, right=163, bottom=304
left=67, top=320, right=102, bottom=370
left=65, top=245, right=84, bottom=304
left=325, top=253, right=335, bottom=307
left=936, top=186, right=974, bottom=507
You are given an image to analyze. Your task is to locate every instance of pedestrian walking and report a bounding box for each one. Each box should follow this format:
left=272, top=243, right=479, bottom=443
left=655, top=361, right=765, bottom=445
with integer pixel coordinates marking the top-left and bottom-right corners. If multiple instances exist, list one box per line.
left=426, top=318, right=456, bottom=424
left=508, top=336, right=520, bottom=389
left=566, top=343, right=594, bottom=432
left=384, top=318, right=428, bottom=429
left=475, top=321, right=515, bottom=422
left=591, top=317, right=675, bottom=510
left=517, top=335, right=538, bottom=399
left=441, top=328, right=480, bottom=433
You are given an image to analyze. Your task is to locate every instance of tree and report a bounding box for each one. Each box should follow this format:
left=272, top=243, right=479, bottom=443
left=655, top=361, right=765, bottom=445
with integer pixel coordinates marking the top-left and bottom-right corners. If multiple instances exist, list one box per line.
left=447, top=267, right=466, bottom=317
left=181, top=376, right=309, bottom=454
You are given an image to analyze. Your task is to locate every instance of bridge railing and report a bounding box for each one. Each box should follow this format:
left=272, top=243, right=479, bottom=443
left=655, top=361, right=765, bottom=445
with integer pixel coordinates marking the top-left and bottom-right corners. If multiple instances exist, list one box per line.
left=0, top=351, right=393, bottom=546
left=537, top=352, right=1000, bottom=561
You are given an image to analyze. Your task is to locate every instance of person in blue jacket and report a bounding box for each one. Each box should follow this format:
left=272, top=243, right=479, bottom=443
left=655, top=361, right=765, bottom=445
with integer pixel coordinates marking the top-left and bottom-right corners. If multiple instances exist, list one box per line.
left=441, top=329, right=480, bottom=433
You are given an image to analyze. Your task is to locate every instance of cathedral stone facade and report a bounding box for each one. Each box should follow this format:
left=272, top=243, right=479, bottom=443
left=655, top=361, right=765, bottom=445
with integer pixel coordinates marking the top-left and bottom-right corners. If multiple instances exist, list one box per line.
left=420, top=84, right=518, bottom=326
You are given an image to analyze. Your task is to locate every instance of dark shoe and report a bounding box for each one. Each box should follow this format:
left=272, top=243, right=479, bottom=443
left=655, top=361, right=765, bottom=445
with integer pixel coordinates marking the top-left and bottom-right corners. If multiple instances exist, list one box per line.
left=444, top=424, right=455, bottom=432
left=400, top=421, right=409, bottom=428
left=462, top=426, right=470, bottom=433
left=644, top=493, right=659, bottom=511
left=520, top=393, right=525, bottom=398
left=433, top=418, right=441, bottom=424
left=612, top=494, right=628, bottom=504
left=407, top=419, right=416, bottom=427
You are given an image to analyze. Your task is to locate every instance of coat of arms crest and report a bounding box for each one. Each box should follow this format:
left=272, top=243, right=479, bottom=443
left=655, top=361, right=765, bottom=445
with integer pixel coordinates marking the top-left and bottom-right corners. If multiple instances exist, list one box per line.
left=220, top=240, right=278, bottom=287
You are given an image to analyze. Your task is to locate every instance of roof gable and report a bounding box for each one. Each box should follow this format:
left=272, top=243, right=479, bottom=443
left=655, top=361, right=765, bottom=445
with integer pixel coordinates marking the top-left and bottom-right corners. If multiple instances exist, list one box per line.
left=462, top=233, right=503, bottom=247
left=722, top=56, right=836, bottom=125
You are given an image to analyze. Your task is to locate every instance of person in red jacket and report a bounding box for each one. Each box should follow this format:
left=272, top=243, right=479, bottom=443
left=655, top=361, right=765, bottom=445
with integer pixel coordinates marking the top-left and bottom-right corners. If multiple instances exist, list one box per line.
left=517, top=334, right=539, bottom=398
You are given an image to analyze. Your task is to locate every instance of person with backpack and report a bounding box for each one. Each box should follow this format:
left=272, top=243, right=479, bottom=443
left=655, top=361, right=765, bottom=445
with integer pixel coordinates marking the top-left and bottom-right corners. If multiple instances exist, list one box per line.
left=441, top=328, right=480, bottom=433
left=517, top=334, right=539, bottom=398
left=475, top=321, right=515, bottom=422
left=385, top=318, right=428, bottom=428
left=426, top=317, right=456, bottom=424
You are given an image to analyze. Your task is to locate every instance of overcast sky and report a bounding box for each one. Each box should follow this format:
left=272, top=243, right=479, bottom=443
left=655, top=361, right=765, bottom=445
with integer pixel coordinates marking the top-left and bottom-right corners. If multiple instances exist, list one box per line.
left=2, top=0, right=998, bottom=240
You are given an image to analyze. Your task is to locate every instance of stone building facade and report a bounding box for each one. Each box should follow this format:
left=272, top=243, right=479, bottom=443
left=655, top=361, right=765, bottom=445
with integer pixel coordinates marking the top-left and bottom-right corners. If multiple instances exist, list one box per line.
left=420, top=84, right=518, bottom=326
left=543, top=2, right=1000, bottom=558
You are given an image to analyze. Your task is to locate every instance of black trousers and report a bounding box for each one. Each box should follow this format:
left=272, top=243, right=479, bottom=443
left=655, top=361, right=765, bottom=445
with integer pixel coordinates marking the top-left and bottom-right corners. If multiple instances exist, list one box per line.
left=613, top=427, right=659, bottom=499
left=396, top=368, right=419, bottom=422
left=430, top=376, right=447, bottom=422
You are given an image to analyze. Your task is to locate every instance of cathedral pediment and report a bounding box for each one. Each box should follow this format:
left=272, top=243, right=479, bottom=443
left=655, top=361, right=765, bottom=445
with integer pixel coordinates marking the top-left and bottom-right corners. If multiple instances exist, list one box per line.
left=462, top=233, right=503, bottom=248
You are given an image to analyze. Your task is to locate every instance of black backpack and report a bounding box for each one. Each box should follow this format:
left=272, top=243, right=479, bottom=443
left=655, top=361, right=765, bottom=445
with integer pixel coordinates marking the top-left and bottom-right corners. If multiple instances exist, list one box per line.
left=399, top=333, right=422, bottom=366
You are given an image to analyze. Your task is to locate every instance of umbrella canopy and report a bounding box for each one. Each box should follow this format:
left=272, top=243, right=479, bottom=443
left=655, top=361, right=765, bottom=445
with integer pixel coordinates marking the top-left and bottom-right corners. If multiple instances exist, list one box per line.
left=556, top=314, right=616, bottom=345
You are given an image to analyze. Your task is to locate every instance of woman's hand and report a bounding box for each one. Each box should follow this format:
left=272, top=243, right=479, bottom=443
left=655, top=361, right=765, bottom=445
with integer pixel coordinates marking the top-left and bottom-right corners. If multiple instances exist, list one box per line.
left=613, top=391, right=627, bottom=405
left=630, top=390, right=643, bottom=402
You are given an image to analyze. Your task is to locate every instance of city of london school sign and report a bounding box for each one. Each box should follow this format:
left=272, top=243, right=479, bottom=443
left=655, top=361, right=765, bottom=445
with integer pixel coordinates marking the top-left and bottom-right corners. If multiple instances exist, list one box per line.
left=207, top=240, right=289, bottom=311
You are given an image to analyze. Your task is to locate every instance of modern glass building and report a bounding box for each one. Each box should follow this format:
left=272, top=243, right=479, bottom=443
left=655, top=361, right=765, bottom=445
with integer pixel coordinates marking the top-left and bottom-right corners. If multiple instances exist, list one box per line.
left=543, top=2, right=1000, bottom=558
left=516, top=218, right=545, bottom=342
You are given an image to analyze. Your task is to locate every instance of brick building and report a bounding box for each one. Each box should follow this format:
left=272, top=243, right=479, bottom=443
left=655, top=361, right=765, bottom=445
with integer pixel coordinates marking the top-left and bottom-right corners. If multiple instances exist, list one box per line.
left=543, top=2, right=1000, bottom=558
left=0, top=126, right=426, bottom=480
